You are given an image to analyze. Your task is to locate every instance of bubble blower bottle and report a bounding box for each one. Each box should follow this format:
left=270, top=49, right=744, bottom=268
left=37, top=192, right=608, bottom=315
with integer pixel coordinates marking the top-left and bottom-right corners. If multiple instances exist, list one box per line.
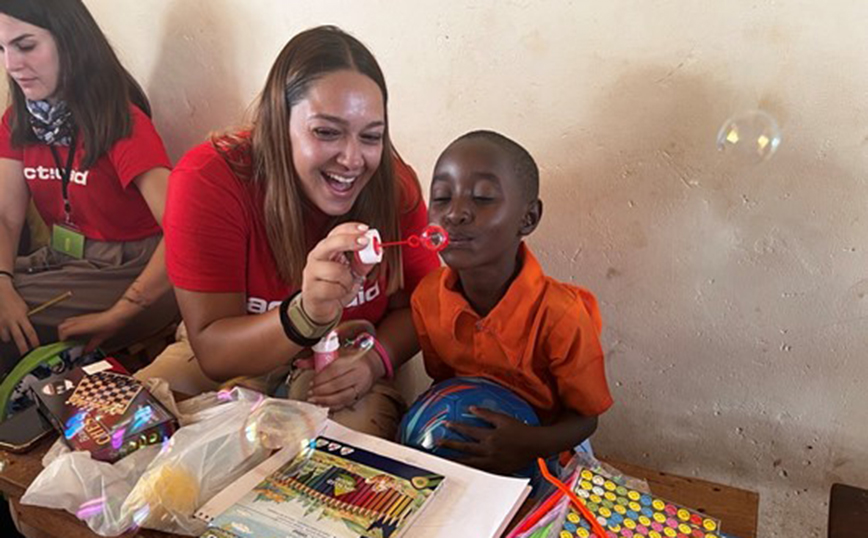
left=354, top=224, right=449, bottom=265
left=312, top=330, right=340, bottom=372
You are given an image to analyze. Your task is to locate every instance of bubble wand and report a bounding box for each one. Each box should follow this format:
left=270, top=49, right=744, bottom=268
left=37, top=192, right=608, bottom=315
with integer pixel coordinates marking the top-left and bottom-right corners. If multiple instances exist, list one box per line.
left=356, top=225, right=449, bottom=265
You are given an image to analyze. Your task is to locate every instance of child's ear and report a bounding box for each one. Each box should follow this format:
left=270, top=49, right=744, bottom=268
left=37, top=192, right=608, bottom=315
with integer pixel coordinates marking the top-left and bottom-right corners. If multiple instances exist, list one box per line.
left=519, top=199, right=543, bottom=236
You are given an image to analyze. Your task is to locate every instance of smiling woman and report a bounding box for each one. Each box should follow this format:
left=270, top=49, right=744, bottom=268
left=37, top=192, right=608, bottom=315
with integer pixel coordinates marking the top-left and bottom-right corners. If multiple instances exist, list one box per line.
left=0, top=0, right=177, bottom=368
left=138, top=26, right=440, bottom=439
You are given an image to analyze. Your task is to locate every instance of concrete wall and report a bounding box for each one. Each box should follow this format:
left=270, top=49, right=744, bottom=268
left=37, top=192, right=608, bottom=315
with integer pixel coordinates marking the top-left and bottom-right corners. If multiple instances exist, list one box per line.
left=6, top=1, right=868, bottom=535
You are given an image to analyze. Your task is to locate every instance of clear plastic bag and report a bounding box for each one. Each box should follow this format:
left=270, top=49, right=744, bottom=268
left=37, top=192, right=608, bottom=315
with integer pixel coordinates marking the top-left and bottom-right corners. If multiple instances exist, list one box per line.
left=21, top=385, right=327, bottom=536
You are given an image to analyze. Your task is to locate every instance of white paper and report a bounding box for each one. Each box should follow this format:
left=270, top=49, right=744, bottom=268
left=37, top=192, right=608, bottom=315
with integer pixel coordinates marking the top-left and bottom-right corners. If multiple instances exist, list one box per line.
left=81, top=360, right=113, bottom=375
left=198, top=419, right=530, bottom=538
left=322, top=420, right=531, bottom=538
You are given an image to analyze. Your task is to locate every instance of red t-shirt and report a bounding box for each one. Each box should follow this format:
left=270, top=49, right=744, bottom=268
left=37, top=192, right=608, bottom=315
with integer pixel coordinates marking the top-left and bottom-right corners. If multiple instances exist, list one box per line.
left=164, top=137, right=440, bottom=324
left=0, top=106, right=170, bottom=242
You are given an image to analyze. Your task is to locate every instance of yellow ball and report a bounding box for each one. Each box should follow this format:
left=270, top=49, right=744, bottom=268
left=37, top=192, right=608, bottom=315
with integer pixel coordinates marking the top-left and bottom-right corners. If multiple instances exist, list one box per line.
left=125, top=465, right=200, bottom=526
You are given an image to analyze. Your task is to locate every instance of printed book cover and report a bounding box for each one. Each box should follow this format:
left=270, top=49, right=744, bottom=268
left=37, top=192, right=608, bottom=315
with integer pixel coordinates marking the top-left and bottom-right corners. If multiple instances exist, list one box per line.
left=34, top=363, right=177, bottom=463
left=200, top=435, right=445, bottom=538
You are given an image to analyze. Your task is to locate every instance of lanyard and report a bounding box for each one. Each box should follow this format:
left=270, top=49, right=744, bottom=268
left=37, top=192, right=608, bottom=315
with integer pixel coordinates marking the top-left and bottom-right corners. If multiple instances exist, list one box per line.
left=48, top=133, right=78, bottom=224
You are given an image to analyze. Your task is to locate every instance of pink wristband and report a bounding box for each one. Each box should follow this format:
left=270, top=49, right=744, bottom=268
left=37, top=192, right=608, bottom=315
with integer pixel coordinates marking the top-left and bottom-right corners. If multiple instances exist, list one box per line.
left=370, top=337, right=394, bottom=380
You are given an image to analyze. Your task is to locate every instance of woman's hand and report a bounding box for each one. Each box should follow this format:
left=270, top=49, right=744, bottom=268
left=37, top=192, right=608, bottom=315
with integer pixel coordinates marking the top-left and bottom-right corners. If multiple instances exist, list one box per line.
left=58, top=299, right=142, bottom=352
left=306, top=343, right=386, bottom=411
left=0, top=279, right=39, bottom=354
left=439, top=407, right=539, bottom=475
left=301, top=222, right=375, bottom=324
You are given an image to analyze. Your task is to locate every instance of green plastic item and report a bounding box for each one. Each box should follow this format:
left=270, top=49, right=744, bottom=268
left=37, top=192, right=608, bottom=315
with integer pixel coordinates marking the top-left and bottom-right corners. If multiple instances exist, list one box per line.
left=0, top=341, right=81, bottom=420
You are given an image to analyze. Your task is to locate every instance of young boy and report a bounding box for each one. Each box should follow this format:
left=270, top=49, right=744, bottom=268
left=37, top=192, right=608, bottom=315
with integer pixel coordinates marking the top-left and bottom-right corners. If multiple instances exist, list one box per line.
left=410, top=130, right=613, bottom=476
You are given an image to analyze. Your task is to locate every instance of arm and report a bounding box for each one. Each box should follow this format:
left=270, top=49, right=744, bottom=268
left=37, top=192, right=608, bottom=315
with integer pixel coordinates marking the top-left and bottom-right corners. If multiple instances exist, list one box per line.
left=442, top=292, right=610, bottom=475
left=175, top=289, right=304, bottom=381
left=179, top=222, right=373, bottom=381
left=442, top=408, right=599, bottom=476
left=0, top=158, right=40, bottom=353
left=57, top=167, right=173, bottom=350
left=307, top=291, right=417, bottom=408
left=119, top=167, right=173, bottom=307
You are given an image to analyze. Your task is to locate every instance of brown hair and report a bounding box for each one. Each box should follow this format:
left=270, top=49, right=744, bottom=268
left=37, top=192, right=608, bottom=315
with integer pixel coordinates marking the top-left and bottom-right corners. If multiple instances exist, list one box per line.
left=0, top=0, right=151, bottom=169
left=214, top=26, right=412, bottom=292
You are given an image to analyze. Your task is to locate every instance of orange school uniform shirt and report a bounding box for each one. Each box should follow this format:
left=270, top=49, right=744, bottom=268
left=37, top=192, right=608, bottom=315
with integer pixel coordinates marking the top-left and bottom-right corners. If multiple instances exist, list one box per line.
left=410, top=243, right=613, bottom=420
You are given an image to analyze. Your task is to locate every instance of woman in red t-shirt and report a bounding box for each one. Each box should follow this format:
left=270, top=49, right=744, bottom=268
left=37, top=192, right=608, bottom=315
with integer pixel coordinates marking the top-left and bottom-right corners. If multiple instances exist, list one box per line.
left=0, top=0, right=176, bottom=367
left=152, top=26, right=439, bottom=438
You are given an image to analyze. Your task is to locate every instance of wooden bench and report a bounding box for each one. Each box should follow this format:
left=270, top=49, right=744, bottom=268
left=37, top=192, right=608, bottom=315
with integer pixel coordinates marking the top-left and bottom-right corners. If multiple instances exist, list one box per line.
left=0, top=437, right=758, bottom=538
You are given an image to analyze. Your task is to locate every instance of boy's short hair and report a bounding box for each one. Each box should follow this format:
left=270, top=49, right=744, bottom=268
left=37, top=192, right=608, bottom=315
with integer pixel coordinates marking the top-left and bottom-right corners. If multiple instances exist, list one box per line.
left=451, top=130, right=539, bottom=202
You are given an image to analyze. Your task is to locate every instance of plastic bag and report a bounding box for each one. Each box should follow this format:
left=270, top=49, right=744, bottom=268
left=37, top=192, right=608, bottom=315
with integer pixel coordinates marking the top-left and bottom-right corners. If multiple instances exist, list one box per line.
left=22, top=385, right=327, bottom=536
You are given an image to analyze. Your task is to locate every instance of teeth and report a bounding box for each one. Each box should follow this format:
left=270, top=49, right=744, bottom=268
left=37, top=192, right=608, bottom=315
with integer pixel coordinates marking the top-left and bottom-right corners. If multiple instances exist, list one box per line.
left=323, top=172, right=357, bottom=184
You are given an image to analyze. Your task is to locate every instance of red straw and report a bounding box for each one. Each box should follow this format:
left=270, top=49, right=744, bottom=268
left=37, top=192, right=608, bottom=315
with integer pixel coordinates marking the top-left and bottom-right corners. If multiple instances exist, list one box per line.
left=511, top=487, right=565, bottom=535
left=536, top=458, right=609, bottom=538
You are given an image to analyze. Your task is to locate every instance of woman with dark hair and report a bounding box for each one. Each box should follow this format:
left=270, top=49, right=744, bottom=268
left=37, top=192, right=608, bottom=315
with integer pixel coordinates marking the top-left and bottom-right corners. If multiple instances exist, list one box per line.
left=143, top=25, right=439, bottom=438
left=0, top=0, right=177, bottom=367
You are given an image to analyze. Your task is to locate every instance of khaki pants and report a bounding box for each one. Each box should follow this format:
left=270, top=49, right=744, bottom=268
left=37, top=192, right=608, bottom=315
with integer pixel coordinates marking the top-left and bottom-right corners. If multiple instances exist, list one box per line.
left=1, top=235, right=178, bottom=369
left=135, top=323, right=406, bottom=440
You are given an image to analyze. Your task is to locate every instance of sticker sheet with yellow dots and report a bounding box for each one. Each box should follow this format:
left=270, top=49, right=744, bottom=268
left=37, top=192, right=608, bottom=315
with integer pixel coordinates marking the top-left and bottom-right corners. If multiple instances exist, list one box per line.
left=559, top=467, right=722, bottom=538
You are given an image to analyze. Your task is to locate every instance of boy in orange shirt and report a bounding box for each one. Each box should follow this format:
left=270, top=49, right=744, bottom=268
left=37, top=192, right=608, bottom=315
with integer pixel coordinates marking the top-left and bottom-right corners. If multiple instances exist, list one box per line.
left=410, top=130, right=613, bottom=476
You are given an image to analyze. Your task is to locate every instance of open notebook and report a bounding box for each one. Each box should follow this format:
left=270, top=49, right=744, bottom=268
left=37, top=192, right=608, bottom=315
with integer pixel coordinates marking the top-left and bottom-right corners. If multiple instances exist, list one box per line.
left=197, top=419, right=531, bottom=538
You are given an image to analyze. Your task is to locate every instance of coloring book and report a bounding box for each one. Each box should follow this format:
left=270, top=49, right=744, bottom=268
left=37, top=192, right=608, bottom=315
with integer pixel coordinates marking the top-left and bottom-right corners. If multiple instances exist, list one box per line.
left=199, top=435, right=444, bottom=538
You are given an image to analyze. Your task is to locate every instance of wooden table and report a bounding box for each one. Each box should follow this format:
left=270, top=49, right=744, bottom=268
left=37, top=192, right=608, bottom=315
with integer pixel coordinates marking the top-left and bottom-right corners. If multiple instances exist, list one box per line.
left=828, top=482, right=868, bottom=538
left=1, top=436, right=758, bottom=538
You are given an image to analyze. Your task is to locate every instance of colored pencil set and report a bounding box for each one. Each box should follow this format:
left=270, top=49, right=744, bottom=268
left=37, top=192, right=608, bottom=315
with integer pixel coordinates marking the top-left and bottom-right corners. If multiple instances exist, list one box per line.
left=275, top=463, right=418, bottom=527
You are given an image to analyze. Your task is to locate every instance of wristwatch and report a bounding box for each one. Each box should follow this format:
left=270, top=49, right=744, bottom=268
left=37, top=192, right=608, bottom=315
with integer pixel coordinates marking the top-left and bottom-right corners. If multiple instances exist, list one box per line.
left=279, top=291, right=340, bottom=346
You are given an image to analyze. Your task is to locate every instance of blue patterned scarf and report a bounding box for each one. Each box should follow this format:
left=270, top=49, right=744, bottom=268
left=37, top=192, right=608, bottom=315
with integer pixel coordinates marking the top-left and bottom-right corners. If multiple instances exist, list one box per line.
left=25, top=99, right=74, bottom=146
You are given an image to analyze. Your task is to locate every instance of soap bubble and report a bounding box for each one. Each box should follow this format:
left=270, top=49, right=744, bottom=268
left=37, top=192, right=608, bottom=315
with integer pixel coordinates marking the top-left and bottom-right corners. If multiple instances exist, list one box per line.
left=353, top=333, right=375, bottom=352
left=716, top=110, right=781, bottom=163
left=421, top=224, right=449, bottom=251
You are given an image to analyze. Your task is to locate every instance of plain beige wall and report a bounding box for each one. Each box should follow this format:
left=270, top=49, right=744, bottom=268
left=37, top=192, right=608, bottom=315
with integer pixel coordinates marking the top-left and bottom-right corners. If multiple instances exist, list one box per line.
left=4, top=1, right=868, bottom=535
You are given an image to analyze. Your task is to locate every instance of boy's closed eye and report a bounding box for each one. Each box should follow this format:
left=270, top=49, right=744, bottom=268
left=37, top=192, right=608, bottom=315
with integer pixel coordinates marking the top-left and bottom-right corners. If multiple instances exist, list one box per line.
left=430, top=186, right=452, bottom=204
left=470, top=182, right=501, bottom=203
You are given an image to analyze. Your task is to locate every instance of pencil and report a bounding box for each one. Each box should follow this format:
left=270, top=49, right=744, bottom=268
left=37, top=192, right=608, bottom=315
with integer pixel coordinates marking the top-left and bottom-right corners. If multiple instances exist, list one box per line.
left=28, top=291, right=73, bottom=317
left=352, top=483, right=376, bottom=514
left=340, top=476, right=364, bottom=505
left=370, top=488, right=399, bottom=516
left=385, top=494, right=412, bottom=525
left=359, top=487, right=386, bottom=516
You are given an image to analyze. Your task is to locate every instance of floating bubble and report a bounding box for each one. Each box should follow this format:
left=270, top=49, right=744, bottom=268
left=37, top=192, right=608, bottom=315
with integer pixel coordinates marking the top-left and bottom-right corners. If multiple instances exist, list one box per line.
left=716, top=110, right=781, bottom=163
left=353, top=333, right=375, bottom=352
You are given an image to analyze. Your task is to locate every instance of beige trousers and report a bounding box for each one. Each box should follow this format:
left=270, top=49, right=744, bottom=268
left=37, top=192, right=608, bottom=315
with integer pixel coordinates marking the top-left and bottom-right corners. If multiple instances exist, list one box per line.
left=135, top=322, right=406, bottom=440
left=1, top=235, right=178, bottom=369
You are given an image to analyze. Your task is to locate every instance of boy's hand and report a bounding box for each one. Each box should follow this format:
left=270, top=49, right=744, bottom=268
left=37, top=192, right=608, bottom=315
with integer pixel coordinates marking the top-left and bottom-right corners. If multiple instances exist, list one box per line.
left=439, top=406, right=538, bottom=475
